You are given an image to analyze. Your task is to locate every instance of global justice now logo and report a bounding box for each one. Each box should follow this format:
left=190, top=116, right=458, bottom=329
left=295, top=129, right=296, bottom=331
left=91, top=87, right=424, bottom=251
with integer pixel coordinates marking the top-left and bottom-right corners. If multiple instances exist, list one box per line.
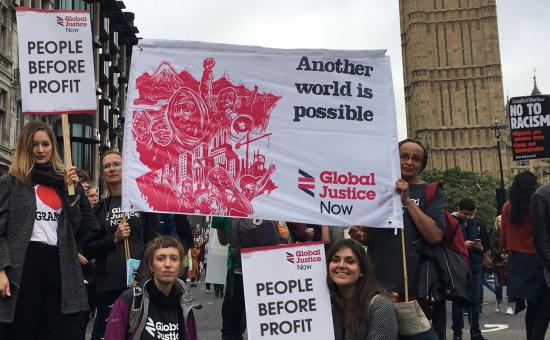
left=297, top=169, right=377, bottom=216
left=286, top=249, right=322, bottom=271
left=56, top=15, right=88, bottom=32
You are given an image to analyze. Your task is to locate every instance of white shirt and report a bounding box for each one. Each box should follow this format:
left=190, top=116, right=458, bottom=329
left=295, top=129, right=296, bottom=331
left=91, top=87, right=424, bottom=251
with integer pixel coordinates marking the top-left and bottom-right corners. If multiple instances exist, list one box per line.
left=30, top=185, right=61, bottom=246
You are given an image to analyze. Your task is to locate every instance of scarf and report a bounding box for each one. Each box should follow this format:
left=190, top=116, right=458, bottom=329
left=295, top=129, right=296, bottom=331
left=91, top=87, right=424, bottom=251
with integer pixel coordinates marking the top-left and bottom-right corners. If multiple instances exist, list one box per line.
left=30, top=162, right=65, bottom=189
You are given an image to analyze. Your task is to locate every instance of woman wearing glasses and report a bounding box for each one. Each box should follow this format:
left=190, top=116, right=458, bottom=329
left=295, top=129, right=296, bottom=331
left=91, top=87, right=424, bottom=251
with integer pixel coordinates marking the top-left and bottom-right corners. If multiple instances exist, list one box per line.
left=0, top=121, right=100, bottom=340
left=87, top=150, right=160, bottom=340
left=364, top=138, right=447, bottom=338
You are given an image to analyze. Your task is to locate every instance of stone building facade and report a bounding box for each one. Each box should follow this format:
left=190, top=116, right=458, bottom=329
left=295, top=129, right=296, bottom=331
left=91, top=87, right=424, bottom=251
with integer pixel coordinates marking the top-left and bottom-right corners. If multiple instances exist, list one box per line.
left=399, top=0, right=510, bottom=176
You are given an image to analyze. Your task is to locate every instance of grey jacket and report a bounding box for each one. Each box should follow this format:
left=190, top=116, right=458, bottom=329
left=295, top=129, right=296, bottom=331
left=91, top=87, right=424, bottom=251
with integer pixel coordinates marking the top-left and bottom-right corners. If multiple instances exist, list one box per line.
left=0, top=174, right=100, bottom=322
left=332, top=294, right=398, bottom=340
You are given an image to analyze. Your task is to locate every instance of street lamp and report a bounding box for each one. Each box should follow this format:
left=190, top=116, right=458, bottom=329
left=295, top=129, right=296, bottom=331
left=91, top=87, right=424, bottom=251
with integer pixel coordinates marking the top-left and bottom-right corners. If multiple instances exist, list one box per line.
left=490, top=121, right=507, bottom=213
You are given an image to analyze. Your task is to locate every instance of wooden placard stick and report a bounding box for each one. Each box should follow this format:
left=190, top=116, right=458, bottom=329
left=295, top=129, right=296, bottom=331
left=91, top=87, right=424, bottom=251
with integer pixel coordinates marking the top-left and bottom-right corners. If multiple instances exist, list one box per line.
left=122, top=214, right=130, bottom=260
left=400, top=229, right=409, bottom=302
left=61, top=114, right=75, bottom=196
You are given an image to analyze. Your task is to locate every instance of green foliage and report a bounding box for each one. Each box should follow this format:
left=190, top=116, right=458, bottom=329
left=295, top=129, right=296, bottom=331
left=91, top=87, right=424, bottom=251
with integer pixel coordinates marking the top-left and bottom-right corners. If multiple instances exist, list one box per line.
left=420, top=168, right=500, bottom=231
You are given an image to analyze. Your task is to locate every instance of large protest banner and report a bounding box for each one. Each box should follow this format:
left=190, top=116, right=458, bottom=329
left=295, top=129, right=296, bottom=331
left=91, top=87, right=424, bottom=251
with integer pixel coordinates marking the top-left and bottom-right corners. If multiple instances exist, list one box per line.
left=241, top=242, right=334, bottom=339
left=16, top=8, right=96, bottom=114
left=508, top=95, right=550, bottom=160
left=122, top=40, right=403, bottom=227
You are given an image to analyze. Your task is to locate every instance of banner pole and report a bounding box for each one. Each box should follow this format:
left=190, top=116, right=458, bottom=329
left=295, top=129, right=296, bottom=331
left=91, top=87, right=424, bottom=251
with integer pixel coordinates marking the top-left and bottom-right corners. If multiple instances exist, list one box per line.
left=122, top=215, right=130, bottom=260
left=400, top=228, right=409, bottom=302
left=61, top=114, right=75, bottom=196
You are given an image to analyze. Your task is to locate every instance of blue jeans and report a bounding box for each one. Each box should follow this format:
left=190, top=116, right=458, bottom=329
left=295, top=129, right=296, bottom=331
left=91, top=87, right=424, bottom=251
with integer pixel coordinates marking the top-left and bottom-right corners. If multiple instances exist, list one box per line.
left=452, top=264, right=483, bottom=336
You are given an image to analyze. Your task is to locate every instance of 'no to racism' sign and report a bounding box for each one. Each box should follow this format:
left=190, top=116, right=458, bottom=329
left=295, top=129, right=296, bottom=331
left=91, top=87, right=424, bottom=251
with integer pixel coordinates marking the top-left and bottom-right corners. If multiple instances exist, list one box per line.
left=16, top=8, right=96, bottom=114
left=508, top=95, right=550, bottom=160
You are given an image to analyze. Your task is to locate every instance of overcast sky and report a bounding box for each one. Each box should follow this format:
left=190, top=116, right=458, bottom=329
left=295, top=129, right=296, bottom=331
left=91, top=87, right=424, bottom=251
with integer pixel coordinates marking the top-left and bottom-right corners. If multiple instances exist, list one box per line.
left=123, top=0, right=549, bottom=139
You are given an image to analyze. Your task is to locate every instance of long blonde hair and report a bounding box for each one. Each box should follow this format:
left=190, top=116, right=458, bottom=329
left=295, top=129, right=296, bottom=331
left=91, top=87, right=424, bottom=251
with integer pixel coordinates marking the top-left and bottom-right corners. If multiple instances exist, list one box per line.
left=9, top=121, right=64, bottom=184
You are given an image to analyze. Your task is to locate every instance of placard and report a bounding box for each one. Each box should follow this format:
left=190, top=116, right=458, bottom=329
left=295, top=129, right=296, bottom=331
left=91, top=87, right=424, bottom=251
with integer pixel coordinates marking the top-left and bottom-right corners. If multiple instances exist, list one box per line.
left=16, top=8, right=96, bottom=114
left=508, top=95, right=550, bottom=160
left=241, top=242, right=334, bottom=340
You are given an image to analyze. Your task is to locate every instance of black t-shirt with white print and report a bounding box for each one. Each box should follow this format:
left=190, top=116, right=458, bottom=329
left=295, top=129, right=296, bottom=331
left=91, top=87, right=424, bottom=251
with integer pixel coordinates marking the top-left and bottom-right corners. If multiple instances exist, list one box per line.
left=96, top=196, right=145, bottom=292
left=366, top=183, right=445, bottom=297
left=140, top=283, right=184, bottom=340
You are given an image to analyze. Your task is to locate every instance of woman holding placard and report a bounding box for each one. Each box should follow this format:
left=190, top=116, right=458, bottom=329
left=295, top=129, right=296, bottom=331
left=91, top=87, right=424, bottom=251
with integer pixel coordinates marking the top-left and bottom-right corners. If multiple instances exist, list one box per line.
left=327, top=239, right=398, bottom=339
left=87, top=150, right=161, bottom=340
left=0, top=121, right=100, bottom=339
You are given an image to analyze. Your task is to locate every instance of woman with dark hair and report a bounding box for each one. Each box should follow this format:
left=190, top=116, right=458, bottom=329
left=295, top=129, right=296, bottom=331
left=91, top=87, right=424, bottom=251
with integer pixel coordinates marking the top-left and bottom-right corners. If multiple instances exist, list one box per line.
left=500, top=171, right=547, bottom=339
left=104, top=236, right=201, bottom=339
left=327, top=239, right=398, bottom=339
left=0, top=121, right=100, bottom=339
left=364, top=138, right=446, bottom=337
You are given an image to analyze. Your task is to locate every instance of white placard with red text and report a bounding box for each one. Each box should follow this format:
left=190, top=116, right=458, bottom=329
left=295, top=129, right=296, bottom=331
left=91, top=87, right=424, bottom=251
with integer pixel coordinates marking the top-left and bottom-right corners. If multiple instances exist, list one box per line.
left=241, top=242, right=334, bottom=340
left=16, top=8, right=96, bottom=114
left=122, top=40, right=403, bottom=228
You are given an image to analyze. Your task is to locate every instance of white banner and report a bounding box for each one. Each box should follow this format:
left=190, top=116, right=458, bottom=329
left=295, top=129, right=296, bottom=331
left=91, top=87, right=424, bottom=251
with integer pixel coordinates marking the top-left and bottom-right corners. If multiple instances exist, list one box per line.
left=241, top=243, right=334, bottom=340
left=122, top=40, right=403, bottom=228
left=16, top=8, right=96, bottom=114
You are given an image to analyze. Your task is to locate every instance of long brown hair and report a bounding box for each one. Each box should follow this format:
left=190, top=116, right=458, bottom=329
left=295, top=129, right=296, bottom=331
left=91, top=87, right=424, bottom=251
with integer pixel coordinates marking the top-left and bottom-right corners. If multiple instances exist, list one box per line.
left=326, top=239, right=384, bottom=337
left=9, top=121, right=64, bottom=184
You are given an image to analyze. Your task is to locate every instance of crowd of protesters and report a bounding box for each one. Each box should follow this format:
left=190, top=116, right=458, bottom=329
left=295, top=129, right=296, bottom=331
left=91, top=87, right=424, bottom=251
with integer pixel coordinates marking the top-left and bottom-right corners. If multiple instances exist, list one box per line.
left=0, top=121, right=549, bottom=340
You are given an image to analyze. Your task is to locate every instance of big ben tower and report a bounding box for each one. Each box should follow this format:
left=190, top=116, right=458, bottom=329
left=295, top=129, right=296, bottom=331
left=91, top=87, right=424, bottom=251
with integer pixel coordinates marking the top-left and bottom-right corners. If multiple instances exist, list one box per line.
left=399, top=0, right=509, bottom=175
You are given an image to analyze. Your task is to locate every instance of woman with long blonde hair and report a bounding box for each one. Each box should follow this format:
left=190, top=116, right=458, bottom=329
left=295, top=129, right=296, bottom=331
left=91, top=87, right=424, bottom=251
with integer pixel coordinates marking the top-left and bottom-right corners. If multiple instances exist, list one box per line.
left=0, top=121, right=100, bottom=339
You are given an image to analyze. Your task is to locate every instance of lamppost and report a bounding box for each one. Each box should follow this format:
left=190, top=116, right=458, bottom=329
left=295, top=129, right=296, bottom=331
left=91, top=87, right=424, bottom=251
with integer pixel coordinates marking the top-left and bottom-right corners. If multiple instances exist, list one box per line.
left=490, top=121, right=507, bottom=213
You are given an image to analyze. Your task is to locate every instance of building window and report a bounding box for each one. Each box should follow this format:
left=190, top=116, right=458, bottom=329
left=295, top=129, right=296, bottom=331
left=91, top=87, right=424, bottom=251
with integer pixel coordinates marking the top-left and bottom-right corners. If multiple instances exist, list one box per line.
left=14, top=101, right=22, bottom=145
left=59, top=0, right=88, bottom=10
left=0, top=6, right=9, bottom=54
left=516, top=159, right=529, bottom=167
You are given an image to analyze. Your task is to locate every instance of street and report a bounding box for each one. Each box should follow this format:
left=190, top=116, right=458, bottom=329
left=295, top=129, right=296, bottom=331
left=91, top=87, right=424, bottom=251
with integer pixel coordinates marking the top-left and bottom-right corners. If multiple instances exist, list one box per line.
left=87, top=279, right=548, bottom=340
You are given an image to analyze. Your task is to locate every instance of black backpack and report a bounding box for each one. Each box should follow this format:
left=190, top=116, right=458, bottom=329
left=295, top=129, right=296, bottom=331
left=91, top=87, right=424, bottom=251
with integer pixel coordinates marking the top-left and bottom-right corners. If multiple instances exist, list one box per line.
left=230, top=218, right=280, bottom=266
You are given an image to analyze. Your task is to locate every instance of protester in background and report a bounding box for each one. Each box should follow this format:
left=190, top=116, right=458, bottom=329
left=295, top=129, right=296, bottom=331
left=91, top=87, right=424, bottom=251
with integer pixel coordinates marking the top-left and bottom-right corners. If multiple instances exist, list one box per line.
left=0, top=121, right=100, bottom=339
left=501, top=171, right=547, bottom=340
left=491, top=215, right=512, bottom=314
left=450, top=198, right=489, bottom=340
left=286, top=221, right=315, bottom=242
left=87, top=150, right=160, bottom=340
left=86, top=184, right=99, bottom=207
left=365, top=139, right=446, bottom=338
left=189, top=243, right=201, bottom=287
left=327, top=239, right=398, bottom=340
left=77, top=169, right=90, bottom=192
left=104, top=236, right=201, bottom=340
left=203, top=237, right=211, bottom=293
left=348, top=225, right=368, bottom=246
left=531, top=182, right=550, bottom=339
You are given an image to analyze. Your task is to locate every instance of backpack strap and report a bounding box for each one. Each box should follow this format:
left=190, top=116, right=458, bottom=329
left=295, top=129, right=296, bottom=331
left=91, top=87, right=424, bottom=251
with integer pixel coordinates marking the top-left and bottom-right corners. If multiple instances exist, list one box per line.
left=424, top=182, right=438, bottom=206
left=448, top=220, right=460, bottom=243
left=128, top=286, right=146, bottom=336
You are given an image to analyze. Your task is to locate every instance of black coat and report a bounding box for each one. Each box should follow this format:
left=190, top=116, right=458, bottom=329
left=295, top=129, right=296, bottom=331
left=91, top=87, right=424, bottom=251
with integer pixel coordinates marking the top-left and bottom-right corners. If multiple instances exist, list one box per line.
left=418, top=240, right=472, bottom=307
left=87, top=197, right=160, bottom=292
left=0, top=175, right=101, bottom=322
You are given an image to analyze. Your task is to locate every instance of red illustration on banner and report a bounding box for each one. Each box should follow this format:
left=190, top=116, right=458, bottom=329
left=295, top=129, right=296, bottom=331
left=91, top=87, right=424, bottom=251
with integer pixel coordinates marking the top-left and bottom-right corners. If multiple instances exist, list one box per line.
left=131, top=59, right=280, bottom=216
